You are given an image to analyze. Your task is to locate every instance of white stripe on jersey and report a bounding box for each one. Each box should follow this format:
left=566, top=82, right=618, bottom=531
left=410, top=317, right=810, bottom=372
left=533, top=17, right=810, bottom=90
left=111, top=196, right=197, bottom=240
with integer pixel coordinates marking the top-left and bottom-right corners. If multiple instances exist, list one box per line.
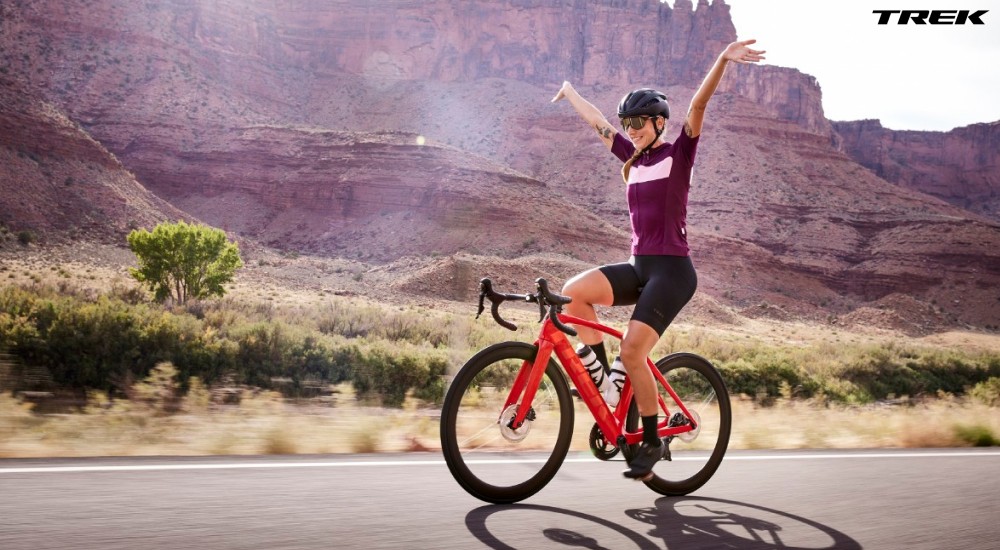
left=627, top=156, right=673, bottom=185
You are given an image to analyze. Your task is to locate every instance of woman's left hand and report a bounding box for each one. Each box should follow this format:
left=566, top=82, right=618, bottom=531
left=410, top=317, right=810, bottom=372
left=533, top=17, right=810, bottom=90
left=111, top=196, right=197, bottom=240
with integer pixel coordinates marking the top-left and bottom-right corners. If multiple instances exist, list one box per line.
left=723, top=39, right=766, bottom=64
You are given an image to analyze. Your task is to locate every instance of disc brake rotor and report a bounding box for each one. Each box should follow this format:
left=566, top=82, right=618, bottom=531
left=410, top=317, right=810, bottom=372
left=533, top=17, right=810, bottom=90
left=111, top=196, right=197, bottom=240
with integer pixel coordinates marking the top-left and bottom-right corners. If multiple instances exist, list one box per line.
left=677, top=409, right=702, bottom=443
left=498, top=404, right=531, bottom=442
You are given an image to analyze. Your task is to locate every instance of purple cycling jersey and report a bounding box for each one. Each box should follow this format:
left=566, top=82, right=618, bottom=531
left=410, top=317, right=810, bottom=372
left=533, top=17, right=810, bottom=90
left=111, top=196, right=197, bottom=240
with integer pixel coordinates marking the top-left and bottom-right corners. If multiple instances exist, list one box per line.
left=611, top=128, right=699, bottom=256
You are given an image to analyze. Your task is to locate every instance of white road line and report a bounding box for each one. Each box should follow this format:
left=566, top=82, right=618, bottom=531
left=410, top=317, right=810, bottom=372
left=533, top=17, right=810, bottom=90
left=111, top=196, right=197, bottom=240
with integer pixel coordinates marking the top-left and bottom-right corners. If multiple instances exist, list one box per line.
left=720, top=451, right=1000, bottom=461
left=0, top=451, right=997, bottom=474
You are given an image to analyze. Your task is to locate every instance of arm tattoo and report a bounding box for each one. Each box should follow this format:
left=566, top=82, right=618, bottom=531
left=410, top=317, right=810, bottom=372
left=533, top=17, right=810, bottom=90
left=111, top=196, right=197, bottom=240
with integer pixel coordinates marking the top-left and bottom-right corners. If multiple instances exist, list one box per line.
left=594, top=124, right=613, bottom=140
left=684, top=108, right=695, bottom=138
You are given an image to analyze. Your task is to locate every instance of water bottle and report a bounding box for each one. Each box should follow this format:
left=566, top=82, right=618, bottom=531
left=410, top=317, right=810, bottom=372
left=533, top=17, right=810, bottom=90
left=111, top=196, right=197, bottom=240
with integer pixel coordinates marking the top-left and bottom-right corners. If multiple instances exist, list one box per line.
left=576, top=344, right=610, bottom=394
left=604, top=356, right=626, bottom=407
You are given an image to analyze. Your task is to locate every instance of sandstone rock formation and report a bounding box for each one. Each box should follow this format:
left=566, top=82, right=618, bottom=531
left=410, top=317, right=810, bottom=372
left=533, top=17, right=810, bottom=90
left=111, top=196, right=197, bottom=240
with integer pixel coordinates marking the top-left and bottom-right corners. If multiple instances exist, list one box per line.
left=833, top=119, right=1000, bottom=222
left=1, top=0, right=998, bottom=330
left=0, top=76, right=188, bottom=242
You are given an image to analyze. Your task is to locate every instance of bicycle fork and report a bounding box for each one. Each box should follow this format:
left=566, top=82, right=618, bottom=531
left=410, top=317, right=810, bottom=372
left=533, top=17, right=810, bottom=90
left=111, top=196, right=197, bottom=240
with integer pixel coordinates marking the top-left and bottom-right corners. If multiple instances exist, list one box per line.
left=501, top=338, right=554, bottom=429
left=502, top=320, right=620, bottom=436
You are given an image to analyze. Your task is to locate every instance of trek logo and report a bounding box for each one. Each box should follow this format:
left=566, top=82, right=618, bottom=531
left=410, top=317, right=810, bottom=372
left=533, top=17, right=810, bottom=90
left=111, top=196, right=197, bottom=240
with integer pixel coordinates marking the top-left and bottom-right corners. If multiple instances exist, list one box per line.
left=873, top=10, right=988, bottom=24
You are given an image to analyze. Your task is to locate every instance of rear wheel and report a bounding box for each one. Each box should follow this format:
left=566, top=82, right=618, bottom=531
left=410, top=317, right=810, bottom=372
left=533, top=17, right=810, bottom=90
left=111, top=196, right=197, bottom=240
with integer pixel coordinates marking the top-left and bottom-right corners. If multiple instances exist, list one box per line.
left=624, top=353, right=731, bottom=496
left=440, top=342, right=574, bottom=504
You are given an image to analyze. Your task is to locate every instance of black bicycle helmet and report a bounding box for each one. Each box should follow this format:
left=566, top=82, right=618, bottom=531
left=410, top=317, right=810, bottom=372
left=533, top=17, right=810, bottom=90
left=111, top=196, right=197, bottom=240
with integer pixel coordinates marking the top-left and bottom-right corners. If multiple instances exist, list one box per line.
left=617, top=88, right=670, bottom=120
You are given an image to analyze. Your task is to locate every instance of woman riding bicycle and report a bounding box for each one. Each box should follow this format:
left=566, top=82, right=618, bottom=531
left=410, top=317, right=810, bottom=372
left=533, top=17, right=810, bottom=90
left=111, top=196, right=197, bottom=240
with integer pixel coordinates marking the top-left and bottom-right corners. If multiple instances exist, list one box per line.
left=551, top=39, right=764, bottom=480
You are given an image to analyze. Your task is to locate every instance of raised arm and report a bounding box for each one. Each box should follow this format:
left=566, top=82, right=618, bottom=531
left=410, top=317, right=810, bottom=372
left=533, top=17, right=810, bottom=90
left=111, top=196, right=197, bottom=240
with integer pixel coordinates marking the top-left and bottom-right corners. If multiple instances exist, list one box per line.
left=552, top=81, right=618, bottom=150
left=685, top=39, right=765, bottom=138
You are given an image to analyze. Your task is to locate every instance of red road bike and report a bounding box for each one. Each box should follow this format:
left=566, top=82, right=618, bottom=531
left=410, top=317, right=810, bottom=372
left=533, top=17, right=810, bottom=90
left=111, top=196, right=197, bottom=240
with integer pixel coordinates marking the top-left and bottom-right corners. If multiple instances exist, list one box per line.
left=440, top=278, right=732, bottom=504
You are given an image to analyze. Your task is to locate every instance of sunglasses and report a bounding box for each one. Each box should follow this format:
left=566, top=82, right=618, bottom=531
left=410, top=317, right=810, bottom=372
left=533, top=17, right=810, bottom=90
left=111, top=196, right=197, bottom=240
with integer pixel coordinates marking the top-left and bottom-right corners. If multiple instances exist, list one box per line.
left=620, top=116, right=650, bottom=131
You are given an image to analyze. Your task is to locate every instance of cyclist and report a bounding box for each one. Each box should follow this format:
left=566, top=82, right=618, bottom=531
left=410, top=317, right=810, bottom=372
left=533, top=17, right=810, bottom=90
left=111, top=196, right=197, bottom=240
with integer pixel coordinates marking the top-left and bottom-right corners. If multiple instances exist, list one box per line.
left=551, top=39, right=764, bottom=480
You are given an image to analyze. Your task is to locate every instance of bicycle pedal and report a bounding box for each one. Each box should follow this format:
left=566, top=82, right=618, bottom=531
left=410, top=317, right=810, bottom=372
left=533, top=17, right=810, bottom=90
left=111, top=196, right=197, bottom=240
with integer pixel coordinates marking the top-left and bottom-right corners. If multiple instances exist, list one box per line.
left=570, top=388, right=581, bottom=399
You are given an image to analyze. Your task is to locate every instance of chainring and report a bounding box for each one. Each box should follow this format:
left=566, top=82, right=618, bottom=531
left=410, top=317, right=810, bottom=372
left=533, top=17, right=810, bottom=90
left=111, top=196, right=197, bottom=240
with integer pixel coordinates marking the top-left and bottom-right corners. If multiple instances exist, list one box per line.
left=589, top=422, right=620, bottom=460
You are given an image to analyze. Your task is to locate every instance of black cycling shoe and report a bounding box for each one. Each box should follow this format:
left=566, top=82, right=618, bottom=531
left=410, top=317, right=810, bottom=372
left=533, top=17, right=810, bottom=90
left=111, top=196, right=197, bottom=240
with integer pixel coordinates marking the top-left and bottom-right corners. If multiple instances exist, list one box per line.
left=623, top=441, right=665, bottom=481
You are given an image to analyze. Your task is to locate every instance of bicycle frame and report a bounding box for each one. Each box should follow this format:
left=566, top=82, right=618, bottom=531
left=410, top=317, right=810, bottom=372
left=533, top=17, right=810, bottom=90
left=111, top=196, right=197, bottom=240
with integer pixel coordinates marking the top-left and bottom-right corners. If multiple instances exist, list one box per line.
left=503, top=312, right=699, bottom=447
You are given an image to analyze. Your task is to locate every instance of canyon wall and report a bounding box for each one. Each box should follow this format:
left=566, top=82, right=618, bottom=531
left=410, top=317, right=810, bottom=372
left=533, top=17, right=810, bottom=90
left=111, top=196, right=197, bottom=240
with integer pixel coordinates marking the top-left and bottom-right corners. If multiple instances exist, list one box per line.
left=833, top=119, right=1000, bottom=222
left=1, top=0, right=997, bottom=328
left=0, top=75, right=187, bottom=241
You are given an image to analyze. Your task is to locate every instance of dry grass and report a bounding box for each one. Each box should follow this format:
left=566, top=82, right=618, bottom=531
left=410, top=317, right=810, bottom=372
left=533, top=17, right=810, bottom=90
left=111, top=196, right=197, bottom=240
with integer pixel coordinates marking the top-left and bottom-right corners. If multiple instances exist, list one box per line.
left=0, top=386, right=444, bottom=458
left=728, top=397, right=1000, bottom=450
left=2, top=390, right=997, bottom=459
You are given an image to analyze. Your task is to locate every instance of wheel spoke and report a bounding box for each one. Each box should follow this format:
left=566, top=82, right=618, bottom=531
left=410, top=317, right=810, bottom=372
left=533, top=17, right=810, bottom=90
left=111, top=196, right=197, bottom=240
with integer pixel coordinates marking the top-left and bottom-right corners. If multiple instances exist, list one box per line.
left=457, top=421, right=502, bottom=450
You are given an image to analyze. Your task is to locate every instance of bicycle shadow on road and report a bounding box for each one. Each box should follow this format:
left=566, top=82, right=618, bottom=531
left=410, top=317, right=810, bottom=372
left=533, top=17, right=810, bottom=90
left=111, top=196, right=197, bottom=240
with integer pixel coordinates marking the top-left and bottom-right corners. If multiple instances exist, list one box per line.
left=466, top=503, right=658, bottom=550
left=465, top=497, right=861, bottom=549
left=627, top=496, right=862, bottom=549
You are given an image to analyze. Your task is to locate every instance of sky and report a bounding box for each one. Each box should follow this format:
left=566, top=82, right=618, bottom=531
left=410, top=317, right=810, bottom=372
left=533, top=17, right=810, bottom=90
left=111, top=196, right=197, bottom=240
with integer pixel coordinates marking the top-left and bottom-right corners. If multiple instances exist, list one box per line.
left=710, top=0, right=1000, bottom=131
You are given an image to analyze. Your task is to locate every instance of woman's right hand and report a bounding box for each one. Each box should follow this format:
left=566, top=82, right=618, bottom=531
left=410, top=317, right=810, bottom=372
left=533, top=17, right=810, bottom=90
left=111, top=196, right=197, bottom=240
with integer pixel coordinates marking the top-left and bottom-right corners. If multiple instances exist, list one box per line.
left=551, top=81, right=574, bottom=103
left=550, top=80, right=616, bottom=150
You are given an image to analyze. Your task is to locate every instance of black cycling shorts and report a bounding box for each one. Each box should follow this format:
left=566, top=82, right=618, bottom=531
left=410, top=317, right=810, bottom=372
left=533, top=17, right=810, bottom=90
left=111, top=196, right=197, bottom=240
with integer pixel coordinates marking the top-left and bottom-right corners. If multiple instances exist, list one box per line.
left=598, top=255, right=697, bottom=336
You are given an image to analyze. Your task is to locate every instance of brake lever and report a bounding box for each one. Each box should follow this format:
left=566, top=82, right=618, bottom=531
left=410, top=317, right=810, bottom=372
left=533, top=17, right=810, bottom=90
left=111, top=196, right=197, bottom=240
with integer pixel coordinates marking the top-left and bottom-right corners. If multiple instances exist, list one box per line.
left=477, top=290, right=487, bottom=320
left=476, top=279, right=492, bottom=319
left=548, top=304, right=578, bottom=337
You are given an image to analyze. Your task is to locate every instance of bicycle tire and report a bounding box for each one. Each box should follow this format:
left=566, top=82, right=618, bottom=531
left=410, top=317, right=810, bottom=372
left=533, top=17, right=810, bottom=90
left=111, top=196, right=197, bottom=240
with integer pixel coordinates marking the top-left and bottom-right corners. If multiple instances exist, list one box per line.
left=440, top=342, right=574, bottom=504
left=624, top=353, right=731, bottom=496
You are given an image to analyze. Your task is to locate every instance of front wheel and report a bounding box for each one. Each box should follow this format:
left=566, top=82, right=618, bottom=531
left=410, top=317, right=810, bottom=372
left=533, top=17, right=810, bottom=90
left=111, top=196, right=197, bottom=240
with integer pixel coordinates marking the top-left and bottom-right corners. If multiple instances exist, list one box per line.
left=624, top=353, right=731, bottom=496
left=440, top=342, right=574, bottom=504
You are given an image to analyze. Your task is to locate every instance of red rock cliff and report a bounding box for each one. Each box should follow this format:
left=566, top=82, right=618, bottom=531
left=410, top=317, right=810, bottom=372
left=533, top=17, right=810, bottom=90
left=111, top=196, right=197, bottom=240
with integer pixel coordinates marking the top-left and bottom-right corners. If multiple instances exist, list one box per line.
left=0, top=76, right=188, bottom=242
left=2, top=0, right=998, bottom=329
left=179, top=0, right=733, bottom=88
left=833, top=119, right=1000, bottom=222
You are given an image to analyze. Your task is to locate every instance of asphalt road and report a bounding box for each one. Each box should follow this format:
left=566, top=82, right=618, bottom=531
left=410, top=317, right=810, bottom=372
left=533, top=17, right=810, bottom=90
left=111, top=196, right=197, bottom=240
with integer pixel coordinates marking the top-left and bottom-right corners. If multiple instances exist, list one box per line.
left=1, top=449, right=998, bottom=549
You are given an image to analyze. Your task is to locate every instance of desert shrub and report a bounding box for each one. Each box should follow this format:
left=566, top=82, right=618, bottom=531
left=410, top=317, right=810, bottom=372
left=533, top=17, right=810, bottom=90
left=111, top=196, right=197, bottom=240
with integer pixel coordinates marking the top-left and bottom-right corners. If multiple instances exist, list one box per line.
left=0, top=286, right=382, bottom=399
left=17, top=231, right=36, bottom=246
left=840, top=345, right=1000, bottom=402
left=910, top=352, right=1000, bottom=395
left=0, top=288, right=217, bottom=394
left=316, top=300, right=378, bottom=338
left=953, top=424, right=999, bottom=447
left=717, top=355, right=809, bottom=404
left=970, top=377, right=1000, bottom=407
left=0, top=311, right=42, bottom=357
left=315, top=300, right=452, bottom=347
left=229, top=322, right=288, bottom=388
left=25, top=297, right=146, bottom=391
left=226, top=322, right=346, bottom=393
left=184, top=376, right=211, bottom=412
left=0, top=286, right=43, bottom=320
left=838, top=350, right=913, bottom=402
left=350, top=344, right=447, bottom=408
left=132, top=362, right=180, bottom=414
left=411, top=355, right=448, bottom=404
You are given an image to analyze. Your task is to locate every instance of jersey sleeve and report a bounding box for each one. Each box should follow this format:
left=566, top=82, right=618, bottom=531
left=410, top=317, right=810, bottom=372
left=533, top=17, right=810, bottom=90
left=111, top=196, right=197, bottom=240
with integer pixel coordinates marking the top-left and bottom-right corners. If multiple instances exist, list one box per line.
left=673, top=126, right=700, bottom=165
left=611, top=132, right=635, bottom=163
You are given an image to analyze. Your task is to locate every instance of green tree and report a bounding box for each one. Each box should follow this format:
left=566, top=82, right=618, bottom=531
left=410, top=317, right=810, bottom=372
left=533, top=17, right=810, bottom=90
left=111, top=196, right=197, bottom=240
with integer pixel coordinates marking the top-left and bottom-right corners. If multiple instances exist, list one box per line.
left=127, top=221, right=243, bottom=304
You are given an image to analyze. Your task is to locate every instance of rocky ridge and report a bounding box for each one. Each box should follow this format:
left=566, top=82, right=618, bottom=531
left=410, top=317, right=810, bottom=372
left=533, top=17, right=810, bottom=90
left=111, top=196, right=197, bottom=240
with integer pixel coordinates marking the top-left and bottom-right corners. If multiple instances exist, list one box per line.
left=0, top=0, right=998, bottom=331
left=0, top=76, right=188, bottom=242
left=833, top=119, right=1000, bottom=223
